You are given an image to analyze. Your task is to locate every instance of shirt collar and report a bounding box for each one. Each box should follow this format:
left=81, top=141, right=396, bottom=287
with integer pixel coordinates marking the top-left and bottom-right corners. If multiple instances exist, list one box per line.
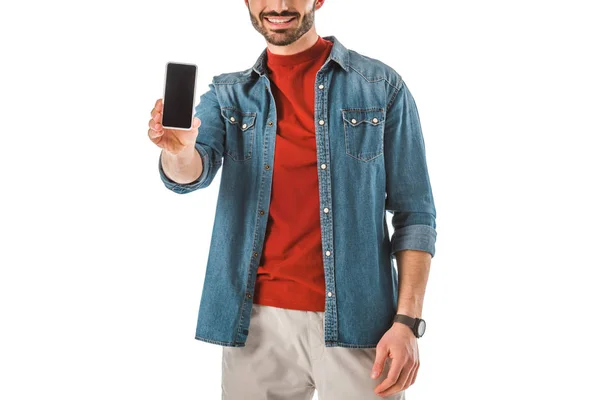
left=252, top=35, right=350, bottom=76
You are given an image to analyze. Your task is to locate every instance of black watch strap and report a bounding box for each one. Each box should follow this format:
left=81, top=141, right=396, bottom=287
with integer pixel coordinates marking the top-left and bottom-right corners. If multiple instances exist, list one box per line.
left=393, top=314, right=416, bottom=327
left=393, top=314, right=425, bottom=338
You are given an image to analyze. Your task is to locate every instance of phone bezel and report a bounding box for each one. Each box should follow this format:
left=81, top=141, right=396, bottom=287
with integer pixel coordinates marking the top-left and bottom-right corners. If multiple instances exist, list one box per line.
left=161, top=61, right=198, bottom=130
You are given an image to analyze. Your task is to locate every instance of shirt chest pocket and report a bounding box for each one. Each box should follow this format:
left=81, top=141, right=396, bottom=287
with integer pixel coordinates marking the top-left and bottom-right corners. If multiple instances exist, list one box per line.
left=341, top=108, right=385, bottom=162
left=221, top=107, right=256, bottom=162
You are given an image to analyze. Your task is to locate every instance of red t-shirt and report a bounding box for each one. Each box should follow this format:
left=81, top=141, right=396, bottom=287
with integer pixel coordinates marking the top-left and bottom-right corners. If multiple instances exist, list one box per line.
left=253, top=36, right=333, bottom=312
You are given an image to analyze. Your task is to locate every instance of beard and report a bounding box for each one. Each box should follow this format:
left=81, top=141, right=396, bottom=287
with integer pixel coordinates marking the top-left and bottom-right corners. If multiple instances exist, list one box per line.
left=248, top=1, right=316, bottom=46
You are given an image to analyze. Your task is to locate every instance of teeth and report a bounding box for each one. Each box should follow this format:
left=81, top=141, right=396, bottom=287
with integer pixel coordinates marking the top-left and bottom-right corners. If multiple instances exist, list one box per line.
left=266, top=17, right=293, bottom=23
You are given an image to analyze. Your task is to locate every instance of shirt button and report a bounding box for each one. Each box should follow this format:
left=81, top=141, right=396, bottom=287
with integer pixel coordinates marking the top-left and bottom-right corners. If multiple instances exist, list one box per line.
left=318, top=84, right=324, bottom=90
left=372, top=118, right=378, bottom=123
left=230, top=116, right=236, bottom=122
left=265, top=165, right=270, bottom=170
left=246, top=293, right=252, bottom=298
left=327, top=292, right=333, bottom=297
left=321, top=164, right=327, bottom=169
left=242, top=123, right=247, bottom=129
left=259, top=210, right=265, bottom=215
left=319, top=120, right=325, bottom=126
left=253, top=252, right=258, bottom=257
left=268, top=121, right=273, bottom=126
left=325, top=250, right=331, bottom=256
left=323, top=207, right=329, bottom=213
left=351, top=118, right=357, bottom=124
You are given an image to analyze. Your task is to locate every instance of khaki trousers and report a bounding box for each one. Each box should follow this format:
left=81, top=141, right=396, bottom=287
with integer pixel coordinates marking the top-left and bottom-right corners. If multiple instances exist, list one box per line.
left=222, top=303, right=406, bottom=399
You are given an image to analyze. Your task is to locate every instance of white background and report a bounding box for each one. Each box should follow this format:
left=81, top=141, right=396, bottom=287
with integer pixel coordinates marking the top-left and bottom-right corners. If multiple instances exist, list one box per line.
left=1, top=0, right=599, bottom=399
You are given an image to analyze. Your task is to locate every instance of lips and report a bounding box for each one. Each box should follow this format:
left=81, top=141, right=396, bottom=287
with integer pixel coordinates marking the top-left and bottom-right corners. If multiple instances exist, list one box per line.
left=264, top=16, right=296, bottom=28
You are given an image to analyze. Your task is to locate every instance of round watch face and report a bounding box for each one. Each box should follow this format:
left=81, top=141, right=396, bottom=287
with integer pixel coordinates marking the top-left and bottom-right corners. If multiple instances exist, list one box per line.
left=417, top=320, right=426, bottom=337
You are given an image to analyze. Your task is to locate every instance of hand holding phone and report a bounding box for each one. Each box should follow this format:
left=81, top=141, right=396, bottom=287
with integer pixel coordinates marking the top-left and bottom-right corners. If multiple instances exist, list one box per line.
left=147, top=62, right=200, bottom=155
left=148, top=98, right=201, bottom=155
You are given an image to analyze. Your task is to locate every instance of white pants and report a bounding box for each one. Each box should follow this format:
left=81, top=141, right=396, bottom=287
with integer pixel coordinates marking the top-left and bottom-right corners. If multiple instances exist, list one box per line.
left=221, top=303, right=406, bottom=399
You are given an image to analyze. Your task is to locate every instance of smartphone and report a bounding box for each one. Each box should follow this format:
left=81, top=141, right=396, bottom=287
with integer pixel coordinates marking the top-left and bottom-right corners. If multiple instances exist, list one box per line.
left=161, top=62, right=198, bottom=130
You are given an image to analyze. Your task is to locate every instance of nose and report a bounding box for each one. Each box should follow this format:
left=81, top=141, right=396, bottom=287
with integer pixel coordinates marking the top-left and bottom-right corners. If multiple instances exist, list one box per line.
left=269, top=0, right=290, bottom=13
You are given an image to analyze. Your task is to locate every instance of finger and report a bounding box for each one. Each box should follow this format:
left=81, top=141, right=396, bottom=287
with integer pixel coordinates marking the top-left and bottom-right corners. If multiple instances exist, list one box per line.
left=409, top=361, right=419, bottom=386
left=148, top=128, right=163, bottom=140
left=407, top=342, right=420, bottom=387
left=374, top=357, right=403, bottom=394
left=376, top=382, right=404, bottom=398
left=394, top=360, right=414, bottom=391
left=151, top=98, right=163, bottom=117
left=403, top=366, right=416, bottom=390
left=188, top=117, right=201, bottom=131
left=371, top=344, right=389, bottom=379
left=151, top=109, right=162, bottom=123
left=151, top=107, right=162, bottom=120
left=148, top=117, right=162, bottom=131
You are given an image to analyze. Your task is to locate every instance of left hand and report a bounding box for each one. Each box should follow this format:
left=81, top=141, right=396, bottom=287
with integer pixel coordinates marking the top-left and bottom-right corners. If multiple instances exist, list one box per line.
left=371, top=322, right=420, bottom=397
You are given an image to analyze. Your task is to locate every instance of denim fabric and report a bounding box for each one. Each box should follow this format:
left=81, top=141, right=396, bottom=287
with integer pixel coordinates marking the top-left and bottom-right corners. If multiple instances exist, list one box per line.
left=158, top=35, right=437, bottom=348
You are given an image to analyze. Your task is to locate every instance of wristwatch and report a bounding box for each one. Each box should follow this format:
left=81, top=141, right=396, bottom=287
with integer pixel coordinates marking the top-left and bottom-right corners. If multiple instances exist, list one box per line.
left=393, top=314, right=426, bottom=338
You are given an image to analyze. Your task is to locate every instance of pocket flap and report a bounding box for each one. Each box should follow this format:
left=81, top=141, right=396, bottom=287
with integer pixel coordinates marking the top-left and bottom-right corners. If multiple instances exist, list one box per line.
left=342, top=108, right=385, bottom=126
left=221, top=108, right=256, bottom=131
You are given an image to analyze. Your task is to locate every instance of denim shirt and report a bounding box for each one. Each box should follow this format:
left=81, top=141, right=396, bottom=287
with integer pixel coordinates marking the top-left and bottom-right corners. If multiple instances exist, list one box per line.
left=158, top=35, right=437, bottom=348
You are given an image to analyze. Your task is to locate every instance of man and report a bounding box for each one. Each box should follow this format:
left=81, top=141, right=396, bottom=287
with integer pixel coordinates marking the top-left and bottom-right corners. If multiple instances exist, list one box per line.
left=148, top=0, right=437, bottom=398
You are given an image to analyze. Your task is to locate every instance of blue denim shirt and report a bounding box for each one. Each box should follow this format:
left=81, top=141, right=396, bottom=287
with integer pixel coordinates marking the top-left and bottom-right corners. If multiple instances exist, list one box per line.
left=158, top=35, right=437, bottom=348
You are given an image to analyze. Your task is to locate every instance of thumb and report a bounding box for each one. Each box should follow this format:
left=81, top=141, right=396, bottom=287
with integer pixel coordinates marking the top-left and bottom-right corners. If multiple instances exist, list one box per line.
left=192, top=117, right=201, bottom=129
left=371, top=345, right=388, bottom=379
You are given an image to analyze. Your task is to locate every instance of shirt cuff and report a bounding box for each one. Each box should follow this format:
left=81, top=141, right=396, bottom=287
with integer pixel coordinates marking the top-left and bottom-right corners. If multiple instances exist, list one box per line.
left=158, top=143, right=209, bottom=194
left=390, top=224, right=437, bottom=257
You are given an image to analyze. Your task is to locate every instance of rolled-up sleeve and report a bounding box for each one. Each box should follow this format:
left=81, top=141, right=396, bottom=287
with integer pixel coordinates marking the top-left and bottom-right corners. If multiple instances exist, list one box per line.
left=384, top=80, right=437, bottom=257
left=158, top=82, right=225, bottom=194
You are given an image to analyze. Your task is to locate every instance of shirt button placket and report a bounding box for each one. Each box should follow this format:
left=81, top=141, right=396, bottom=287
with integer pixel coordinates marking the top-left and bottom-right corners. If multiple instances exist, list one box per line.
left=317, top=74, right=335, bottom=344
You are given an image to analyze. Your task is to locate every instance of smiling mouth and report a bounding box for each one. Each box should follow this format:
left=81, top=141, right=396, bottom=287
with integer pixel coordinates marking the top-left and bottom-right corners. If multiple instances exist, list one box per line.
left=264, top=16, right=296, bottom=27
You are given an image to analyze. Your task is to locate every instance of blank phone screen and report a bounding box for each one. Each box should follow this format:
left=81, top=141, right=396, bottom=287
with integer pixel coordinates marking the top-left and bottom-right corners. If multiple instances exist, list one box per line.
left=162, top=63, right=197, bottom=129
